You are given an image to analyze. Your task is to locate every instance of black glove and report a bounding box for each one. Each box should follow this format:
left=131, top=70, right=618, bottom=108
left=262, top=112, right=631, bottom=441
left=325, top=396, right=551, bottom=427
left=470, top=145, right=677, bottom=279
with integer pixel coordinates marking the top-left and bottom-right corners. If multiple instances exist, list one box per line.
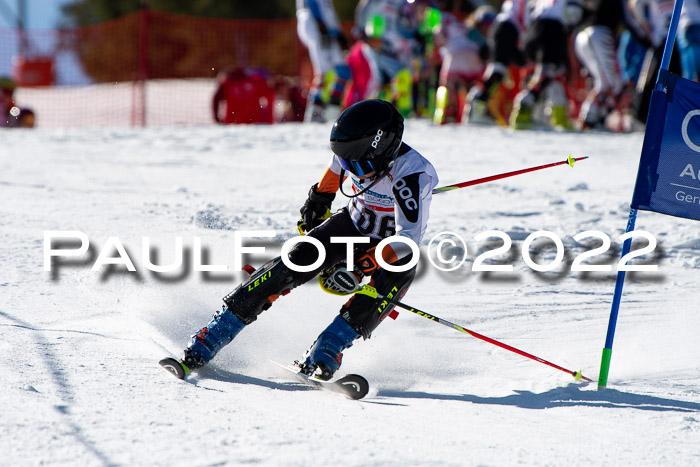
left=299, top=183, right=335, bottom=233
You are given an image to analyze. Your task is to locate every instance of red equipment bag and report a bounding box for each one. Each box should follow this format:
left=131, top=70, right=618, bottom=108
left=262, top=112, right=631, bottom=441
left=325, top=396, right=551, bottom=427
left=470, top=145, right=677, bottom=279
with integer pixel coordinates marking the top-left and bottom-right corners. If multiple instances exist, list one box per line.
left=217, top=67, right=275, bottom=124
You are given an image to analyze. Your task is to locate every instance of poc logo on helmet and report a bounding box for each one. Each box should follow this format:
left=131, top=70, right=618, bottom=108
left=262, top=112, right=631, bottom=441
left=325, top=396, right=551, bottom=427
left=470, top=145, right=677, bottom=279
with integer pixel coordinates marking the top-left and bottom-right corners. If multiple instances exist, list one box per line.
left=371, top=129, right=384, bottom=149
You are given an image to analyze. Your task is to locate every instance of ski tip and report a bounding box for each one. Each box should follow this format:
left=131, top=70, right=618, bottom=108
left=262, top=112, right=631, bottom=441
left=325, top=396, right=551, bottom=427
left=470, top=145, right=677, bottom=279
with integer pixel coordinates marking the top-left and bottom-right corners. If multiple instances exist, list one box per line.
left=336, top=374, right=370, bottom=400
left=159, top=357, right=189, bottom=380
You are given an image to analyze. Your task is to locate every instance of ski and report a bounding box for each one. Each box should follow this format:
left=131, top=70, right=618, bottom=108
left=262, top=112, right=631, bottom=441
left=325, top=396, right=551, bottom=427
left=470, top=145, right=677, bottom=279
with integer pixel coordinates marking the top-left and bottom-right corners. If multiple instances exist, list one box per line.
left=159, top=357, right=190, bottom=380
left=160, top=357, right=369, bottom=399
left=272, top=360, right=369, bottom=400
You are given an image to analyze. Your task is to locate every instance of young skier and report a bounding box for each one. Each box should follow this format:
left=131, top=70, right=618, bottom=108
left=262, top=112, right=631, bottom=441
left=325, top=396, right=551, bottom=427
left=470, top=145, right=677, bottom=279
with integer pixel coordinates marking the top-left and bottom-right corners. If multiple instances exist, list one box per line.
left=165, top=99, right=439, bottom=381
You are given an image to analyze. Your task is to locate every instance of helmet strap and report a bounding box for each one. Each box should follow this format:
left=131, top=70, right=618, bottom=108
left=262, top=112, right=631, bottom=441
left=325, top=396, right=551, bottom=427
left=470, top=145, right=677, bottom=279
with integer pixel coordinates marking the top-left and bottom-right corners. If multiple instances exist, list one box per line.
left=338, top=168, right=390, bottom=198
left=337, top=146, right=400, bottom=198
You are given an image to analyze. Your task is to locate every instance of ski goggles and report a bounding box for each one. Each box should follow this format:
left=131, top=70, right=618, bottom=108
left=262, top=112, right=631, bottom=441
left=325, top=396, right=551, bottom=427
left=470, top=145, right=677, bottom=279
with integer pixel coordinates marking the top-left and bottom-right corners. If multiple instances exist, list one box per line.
left=338, top=158, right=376, bottom=177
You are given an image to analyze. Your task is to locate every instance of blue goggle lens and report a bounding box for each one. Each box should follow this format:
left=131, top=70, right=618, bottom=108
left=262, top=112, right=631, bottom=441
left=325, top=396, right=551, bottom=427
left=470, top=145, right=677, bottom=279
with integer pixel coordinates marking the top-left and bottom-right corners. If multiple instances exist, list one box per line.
left=339, top=158, right=375, bottom=176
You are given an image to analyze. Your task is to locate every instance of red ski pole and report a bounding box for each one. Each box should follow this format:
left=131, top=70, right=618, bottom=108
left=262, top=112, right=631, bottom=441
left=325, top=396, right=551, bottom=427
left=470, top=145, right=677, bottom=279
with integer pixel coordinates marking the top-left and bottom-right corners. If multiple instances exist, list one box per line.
left=356, top=285, right=592, bottom=382
left=433, top=155, right=588, bottom=194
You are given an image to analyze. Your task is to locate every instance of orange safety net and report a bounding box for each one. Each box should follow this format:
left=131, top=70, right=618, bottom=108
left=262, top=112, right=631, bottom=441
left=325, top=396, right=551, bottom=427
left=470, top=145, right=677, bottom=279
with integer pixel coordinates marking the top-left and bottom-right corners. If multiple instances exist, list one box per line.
left=0, top=10, right=311, bottom=127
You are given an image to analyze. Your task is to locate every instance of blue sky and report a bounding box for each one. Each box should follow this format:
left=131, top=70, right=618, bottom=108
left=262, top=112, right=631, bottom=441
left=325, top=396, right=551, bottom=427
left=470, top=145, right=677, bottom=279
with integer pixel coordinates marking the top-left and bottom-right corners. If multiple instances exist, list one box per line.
left=0, top=0, right=72, bottom=29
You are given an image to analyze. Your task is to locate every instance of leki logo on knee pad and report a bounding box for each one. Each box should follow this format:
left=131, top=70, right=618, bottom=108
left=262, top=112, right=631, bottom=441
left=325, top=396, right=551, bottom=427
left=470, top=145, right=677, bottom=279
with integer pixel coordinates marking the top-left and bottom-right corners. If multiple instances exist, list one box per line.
left=377, top=286, right=398, bottom=314
left=247, top=271, right=272, bottom=291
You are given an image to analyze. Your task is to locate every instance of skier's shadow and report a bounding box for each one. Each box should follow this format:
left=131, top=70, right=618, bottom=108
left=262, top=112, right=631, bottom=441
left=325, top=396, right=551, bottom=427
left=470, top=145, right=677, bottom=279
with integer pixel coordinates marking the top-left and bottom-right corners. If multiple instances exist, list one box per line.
left=0, top=311, right=116, bottom=466
left=377, top=383, right=700, bottom=413
left=193, top=366, right=312, bottom=393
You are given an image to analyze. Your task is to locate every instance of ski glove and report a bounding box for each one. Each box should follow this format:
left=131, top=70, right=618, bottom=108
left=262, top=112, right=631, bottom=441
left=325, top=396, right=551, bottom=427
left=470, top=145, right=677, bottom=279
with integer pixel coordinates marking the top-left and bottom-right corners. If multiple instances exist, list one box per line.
left=320, top=247, right=381, bottom=295
left=320, top=248, right=379, bottom=295
left=321, top=265, right=361, bottom=295
left=299, top=183, right=335, bottom=233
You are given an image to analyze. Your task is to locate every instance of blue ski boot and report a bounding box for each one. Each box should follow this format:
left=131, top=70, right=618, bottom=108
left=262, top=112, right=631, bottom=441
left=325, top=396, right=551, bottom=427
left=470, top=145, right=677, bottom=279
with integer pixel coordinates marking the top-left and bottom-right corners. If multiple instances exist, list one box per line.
left=299, top=314, right=360, bottom=381
left=183, top=306, right=246, bottom=370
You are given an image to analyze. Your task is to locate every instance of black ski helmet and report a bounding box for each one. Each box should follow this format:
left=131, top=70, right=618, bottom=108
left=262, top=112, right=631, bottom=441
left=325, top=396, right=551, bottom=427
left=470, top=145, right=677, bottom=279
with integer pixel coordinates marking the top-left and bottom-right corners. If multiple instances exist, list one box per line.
left=330, top=99, right=404, bottom=177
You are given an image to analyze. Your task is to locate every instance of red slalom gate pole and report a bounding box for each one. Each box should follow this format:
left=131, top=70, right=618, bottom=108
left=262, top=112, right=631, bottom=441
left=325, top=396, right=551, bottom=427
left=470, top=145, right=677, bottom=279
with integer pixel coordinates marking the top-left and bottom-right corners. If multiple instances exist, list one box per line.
left=433, top=155, right=588, bottom=194
left=356, top=285, right=592, bottom=382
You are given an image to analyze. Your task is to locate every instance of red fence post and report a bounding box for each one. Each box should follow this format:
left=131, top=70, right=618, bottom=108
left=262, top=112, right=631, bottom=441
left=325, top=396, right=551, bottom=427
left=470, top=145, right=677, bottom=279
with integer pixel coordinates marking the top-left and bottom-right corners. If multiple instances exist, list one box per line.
left=131, top=3, right=149, bottom=127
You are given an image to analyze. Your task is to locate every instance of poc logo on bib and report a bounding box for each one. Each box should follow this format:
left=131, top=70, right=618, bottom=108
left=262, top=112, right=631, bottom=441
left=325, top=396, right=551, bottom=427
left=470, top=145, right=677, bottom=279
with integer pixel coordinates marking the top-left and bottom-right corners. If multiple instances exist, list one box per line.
left=371, top=129, right=384, bottom=149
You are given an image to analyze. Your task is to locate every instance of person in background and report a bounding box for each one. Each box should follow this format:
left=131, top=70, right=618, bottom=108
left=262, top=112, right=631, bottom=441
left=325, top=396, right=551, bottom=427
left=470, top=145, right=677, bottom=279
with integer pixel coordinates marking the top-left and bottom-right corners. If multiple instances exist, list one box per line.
left=465, top=0, right=529, bottom=125
left=433, top=6, right=495, bottom=124
left=296, top=0, right=351, bottom=123
left=573, top=0, right=647, bottom=130
left=628, top=0, right=678, bottom=124
left=346, top=16, right=391, bottom=106
left=352, top=0, right=414, bottom=116
left=0, top=76, right=34, bottom=128
left=678, top=0, right=700, bottom=81
left=509, top=0, right=585, bottom=130
left=1, top=76, right=17, bottom=127
left=354, top=0, right=408, bottom=60
left=399, top=0, right=443, bottom=117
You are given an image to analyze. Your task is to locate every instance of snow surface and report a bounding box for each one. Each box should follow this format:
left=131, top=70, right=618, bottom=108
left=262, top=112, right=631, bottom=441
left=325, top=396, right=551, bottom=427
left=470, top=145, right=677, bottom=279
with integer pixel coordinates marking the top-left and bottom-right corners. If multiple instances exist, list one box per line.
left=2, top=121, right=700, bottom=466
left=15, top=80, right=219, bottom=128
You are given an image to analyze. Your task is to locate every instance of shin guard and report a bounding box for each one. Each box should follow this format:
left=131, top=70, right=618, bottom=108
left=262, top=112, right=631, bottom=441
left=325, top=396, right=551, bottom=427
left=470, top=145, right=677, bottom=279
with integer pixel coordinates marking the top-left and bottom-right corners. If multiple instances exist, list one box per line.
left=223, top=257, right=296, bottom=324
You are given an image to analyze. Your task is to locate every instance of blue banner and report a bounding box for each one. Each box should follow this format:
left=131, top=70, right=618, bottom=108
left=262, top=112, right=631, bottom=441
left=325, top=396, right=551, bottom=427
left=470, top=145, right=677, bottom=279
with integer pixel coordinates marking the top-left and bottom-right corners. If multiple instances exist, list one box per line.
left=632, top=70, right=700, bottom=221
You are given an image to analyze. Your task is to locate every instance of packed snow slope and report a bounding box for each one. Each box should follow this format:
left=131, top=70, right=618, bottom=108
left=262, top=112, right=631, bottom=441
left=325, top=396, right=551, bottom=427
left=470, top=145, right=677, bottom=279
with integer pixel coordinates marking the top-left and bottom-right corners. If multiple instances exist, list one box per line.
left=2, top=121, right=699, bottom=466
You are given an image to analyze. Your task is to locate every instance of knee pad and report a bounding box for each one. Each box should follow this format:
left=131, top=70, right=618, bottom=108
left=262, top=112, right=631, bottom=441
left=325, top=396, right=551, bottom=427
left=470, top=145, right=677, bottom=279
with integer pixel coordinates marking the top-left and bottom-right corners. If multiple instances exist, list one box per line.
left=340, top=266, right=416, bottom=339
left=222, top=257, right=296, bottom=324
